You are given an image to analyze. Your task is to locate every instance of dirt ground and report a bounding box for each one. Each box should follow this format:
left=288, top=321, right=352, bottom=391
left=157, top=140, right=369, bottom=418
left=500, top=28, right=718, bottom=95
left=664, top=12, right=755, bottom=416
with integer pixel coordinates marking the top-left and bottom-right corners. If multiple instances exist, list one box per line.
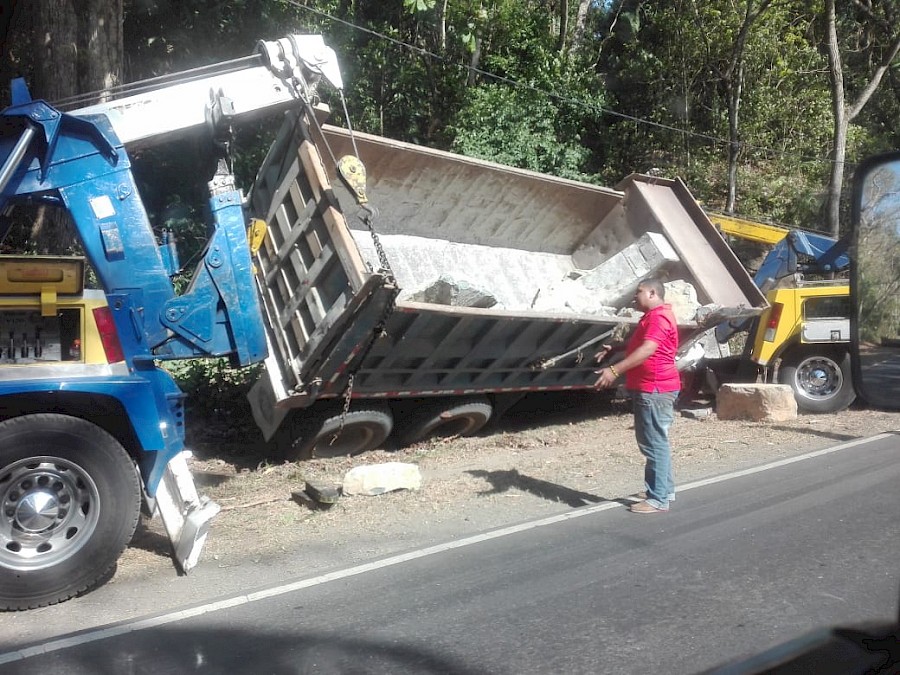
left=122, top=392, right=899, bottom=579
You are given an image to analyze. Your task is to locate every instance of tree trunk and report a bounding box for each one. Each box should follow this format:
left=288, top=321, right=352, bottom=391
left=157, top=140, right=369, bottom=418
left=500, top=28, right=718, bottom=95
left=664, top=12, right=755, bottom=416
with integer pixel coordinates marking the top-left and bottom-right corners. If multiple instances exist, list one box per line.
left=824, top=0, right=846, bottom=238
left=78, top=0, right=124, bottom=99
left=725, top=60, right=743, bottom=214
left=33, top=0, right=80, bottom=102
left=29, top=0, right=123, bottom=253
left=436, top=0, right=448, bottom=53
left=556, top=0, right=569, bottom=54
left=570, top=0, right=592, bottom=53
left=722, top=0, right=773, bottom=215
left=823, top=0, right=900, bottom=237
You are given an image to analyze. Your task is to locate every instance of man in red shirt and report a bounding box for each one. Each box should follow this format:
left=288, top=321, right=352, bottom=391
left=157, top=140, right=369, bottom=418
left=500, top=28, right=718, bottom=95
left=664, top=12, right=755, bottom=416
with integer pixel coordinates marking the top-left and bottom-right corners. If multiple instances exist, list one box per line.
left=594, top=277, right=680, bottom=514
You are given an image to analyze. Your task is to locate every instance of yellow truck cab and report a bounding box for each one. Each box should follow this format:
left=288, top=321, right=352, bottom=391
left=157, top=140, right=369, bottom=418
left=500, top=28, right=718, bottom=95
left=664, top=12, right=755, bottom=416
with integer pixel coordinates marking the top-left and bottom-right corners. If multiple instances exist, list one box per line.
left=751, top=281, right=853, bottom=412
left=752, top=282, right=851, bottom=366
left=709, top=214, right=855, bottom=413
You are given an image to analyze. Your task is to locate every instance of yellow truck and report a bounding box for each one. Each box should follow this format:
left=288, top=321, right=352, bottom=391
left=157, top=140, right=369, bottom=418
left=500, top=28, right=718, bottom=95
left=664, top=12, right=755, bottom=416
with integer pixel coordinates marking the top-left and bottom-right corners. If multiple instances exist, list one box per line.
left=708, top=213, right=854, bottom=413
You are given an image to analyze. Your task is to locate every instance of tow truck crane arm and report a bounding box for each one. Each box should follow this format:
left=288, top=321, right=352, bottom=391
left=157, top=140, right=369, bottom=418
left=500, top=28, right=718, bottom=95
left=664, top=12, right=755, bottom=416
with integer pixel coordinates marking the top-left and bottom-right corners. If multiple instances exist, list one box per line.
left=709, top=212, right=850, bottom=289
left=66, top=34, right=343, bottom=149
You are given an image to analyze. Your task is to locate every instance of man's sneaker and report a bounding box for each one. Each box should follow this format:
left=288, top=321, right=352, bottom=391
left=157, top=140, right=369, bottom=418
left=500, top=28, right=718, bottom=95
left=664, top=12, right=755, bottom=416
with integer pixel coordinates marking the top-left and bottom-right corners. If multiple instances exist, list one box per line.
left=630, top=500, right=668, bottom=514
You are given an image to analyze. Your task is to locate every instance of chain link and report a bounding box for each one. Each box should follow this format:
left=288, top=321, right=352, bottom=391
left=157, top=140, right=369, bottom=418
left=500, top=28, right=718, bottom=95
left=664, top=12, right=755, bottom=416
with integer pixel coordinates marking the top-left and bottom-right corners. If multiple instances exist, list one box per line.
left=329, top=205, right=397, bottom=446
left=363, top=205, right=392, bottom=274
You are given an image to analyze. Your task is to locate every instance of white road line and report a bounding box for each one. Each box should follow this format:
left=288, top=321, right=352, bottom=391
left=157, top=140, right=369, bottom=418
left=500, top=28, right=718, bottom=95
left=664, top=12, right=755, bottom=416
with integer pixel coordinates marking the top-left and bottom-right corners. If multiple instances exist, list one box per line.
left=0, top=432, right=894, bottom=664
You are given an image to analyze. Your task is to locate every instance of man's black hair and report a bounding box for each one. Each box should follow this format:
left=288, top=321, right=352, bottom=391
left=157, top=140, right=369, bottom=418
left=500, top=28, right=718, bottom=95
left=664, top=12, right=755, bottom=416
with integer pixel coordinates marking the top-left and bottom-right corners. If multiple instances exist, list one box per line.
left=639, top=277, right=666, bottom=300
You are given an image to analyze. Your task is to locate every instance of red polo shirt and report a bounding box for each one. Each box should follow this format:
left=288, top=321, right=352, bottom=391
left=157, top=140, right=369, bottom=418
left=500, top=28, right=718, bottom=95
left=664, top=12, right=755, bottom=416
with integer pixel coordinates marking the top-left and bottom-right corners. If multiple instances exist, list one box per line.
left=624, top=303, right=680, bottom=393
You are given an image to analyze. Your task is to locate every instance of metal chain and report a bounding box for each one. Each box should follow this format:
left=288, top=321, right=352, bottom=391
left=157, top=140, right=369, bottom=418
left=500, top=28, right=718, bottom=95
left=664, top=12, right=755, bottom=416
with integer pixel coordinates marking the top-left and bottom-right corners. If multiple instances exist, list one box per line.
left=328, top=193, right=397, bottom=446
left=364, top=206, right=393, bottom=275
left=298, top=89, right=399, bottom=447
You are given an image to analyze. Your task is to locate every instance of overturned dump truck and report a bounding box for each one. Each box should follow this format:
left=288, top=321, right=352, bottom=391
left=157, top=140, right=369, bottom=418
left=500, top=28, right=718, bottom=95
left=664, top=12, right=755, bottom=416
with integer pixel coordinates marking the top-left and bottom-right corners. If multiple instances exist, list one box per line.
left=248, top=110, right=767, bottom=458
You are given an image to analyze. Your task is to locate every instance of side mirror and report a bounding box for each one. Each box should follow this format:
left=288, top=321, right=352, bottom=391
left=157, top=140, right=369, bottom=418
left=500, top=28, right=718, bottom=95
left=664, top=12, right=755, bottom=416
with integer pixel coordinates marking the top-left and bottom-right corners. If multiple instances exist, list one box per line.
left=850, top=152, right=900, bottom=409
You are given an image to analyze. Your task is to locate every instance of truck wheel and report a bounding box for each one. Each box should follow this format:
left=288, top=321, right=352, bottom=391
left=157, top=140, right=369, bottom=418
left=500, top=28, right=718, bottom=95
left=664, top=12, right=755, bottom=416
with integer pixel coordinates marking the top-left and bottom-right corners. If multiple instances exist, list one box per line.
left=288, top=404, right=394, bottom=460
left=778, top=348, right=856, bottom=414
left=0, top=414, right=141, bottom=610
left=398, top=396, right=494, bottom=446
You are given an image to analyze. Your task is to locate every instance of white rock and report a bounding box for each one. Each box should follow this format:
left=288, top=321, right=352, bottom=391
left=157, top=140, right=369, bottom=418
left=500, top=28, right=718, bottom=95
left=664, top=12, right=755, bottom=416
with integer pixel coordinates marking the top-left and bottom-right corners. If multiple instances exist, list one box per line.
left=342, top=462, right=423, bottom=496
left=664, top=279, right=700, bottom=324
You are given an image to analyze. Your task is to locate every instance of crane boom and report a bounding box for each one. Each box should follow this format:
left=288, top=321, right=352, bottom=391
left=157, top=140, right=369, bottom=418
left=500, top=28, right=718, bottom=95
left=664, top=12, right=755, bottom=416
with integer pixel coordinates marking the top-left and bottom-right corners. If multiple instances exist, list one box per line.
left=67, top=34, right=343, bottom=149
left=708, top=212, right=789, bottom=245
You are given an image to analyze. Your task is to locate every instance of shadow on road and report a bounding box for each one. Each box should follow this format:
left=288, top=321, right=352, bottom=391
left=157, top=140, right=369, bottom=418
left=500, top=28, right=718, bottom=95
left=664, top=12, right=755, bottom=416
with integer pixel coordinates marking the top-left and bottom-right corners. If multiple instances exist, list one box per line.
left=2, top=626, right=485, bottom=675
left=129, top=520, right=177, bottom=558
left=767, top=425, right=864, bottom=443
left=467, top=468, right=634, bottom=508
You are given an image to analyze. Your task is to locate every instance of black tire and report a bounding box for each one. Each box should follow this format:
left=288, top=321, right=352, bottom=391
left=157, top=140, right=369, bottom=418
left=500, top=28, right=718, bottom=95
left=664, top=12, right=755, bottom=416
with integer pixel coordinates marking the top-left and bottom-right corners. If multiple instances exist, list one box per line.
left=0, top=414, right=141, bottom=610
left=287, top=404, right=394, bottom=460
left=397, top=396, right=494, bottom=446
left=778, top=348, right=856, bottom=414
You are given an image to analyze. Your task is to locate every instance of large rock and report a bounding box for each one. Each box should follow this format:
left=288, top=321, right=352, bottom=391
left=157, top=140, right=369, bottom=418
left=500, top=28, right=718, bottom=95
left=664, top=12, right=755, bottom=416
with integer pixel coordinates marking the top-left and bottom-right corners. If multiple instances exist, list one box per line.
left=664, top=279, right=701, bottom=324
left=715, top=383, right=798, bottom=422
left=531, top=232, right=680, bottom=313
left=342, top=462, right=423, bottom=496
left=405, top=275, right=498, bottom=308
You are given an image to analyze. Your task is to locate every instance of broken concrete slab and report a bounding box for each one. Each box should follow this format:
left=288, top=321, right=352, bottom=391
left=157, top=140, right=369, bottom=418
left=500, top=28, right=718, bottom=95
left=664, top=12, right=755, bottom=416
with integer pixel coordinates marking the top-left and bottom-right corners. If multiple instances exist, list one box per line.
left=342, top=462, right=423, bottom=496
left=405, top=275, right=498, bottom=308
left=715, top=383, right=797, bottom=422
left=531, top=232, right=680, bottom=314
left=665, top=279, right=700, bottom=324
left=352, top=232, right=573, bottom=310
left=354, top=229, right=691, bottom=319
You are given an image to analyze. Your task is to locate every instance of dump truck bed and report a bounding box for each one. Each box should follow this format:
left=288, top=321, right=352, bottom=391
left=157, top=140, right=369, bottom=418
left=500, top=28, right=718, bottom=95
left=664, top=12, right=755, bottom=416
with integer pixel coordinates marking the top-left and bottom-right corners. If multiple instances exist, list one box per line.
left=247, top=111, right=765, bottom=435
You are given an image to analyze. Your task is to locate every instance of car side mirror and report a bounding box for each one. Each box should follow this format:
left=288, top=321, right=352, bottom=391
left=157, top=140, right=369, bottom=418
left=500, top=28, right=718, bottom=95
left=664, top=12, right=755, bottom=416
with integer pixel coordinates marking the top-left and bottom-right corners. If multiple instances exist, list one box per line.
left=850, top=152, right=900, bottom=410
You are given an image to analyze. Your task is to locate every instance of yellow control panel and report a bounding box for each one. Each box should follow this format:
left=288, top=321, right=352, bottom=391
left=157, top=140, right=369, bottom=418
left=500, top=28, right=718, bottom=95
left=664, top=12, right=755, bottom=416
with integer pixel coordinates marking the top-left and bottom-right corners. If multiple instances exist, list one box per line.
left=0, top=256, right=106, bottom=365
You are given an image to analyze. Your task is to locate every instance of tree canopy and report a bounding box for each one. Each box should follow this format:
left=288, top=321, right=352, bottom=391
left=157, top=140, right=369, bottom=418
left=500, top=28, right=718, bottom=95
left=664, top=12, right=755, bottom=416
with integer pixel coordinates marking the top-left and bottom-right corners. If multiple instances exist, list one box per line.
left=6, top=0, right=900, bottom=237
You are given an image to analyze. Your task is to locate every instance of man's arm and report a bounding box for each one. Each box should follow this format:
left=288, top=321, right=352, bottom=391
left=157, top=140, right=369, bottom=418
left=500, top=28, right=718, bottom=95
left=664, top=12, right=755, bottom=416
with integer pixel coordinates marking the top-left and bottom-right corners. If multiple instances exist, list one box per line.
left=594, top=339, right=658, bottom=389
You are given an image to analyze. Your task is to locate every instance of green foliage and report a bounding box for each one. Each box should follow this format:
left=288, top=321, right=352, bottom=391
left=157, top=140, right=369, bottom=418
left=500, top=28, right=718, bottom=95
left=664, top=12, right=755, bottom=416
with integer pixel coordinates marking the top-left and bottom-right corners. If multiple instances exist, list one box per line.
left=591, top=0, right=853, bottom=223
left=404, top=0, right=436, bottom=13
left=449, top=84, right=591, bottom=178
left=123, top=0, right=308, bottom=79
left=164, top=359, right=263, bottom=439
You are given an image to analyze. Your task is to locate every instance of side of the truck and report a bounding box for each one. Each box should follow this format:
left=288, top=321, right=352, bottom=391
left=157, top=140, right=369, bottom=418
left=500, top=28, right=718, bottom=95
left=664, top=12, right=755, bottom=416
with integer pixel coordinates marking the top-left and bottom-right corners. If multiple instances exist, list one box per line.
left=708, top=213, right=855, bottom=413
left=246, top=114, right=768, bottom=458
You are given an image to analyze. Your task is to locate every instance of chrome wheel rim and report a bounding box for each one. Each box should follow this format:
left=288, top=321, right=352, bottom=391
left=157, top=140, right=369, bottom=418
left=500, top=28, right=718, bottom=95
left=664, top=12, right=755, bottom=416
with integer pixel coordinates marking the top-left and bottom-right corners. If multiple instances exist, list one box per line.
left=795, top=356, right=843, bottom=400
left=0, top=456, right=101, bottom=571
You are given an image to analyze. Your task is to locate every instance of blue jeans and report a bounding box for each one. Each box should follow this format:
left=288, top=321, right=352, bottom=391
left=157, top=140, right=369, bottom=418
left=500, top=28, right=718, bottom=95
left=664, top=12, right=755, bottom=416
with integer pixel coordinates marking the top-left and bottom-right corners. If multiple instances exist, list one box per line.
left=631, top=390, right=678, bottom=510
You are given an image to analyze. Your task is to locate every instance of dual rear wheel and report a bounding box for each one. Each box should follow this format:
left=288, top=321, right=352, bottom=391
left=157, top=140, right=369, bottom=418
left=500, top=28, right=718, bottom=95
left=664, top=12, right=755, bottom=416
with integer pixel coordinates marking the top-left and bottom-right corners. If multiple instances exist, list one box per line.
left=283, top=395, right=495, bottom=460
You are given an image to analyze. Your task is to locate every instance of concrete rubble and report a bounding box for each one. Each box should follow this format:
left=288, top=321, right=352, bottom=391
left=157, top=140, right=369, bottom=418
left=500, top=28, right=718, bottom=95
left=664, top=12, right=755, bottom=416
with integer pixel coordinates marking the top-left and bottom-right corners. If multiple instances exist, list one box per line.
left=342, top=462, right=423, bottom=496
left=530, top=232, right=679, bottom=314
left=405, top=276, right=498, bottom=308
left=352, top=230, right=699, bottom=320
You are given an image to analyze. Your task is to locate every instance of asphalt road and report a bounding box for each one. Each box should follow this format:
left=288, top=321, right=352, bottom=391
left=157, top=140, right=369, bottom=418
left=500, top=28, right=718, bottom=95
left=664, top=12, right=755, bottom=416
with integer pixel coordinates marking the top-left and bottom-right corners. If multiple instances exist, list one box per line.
left=2, top=433, right=898, bottom=674
left=859, top=347, right=900, bottom=407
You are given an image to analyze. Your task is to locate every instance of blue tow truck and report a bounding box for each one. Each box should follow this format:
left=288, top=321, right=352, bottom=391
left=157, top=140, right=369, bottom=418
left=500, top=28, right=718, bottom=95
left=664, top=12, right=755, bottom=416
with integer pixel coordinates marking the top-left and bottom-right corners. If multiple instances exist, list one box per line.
left=0, top=34, right=345, bottom=610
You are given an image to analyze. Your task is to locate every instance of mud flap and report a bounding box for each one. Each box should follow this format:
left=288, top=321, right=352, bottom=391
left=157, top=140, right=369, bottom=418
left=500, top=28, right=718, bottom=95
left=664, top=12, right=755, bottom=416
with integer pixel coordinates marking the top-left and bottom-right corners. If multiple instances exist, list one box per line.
left=153, top=452, right=221, bottom=573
